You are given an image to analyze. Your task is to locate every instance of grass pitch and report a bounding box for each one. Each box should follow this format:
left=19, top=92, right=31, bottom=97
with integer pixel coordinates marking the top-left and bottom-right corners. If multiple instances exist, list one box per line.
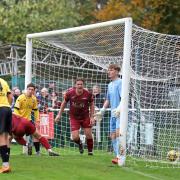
left=0, top=144, right=179, bottom=180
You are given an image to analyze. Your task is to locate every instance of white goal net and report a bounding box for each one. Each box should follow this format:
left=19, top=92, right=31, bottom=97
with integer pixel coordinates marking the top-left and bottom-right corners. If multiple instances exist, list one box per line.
left=25, top=18, right=180, bottom=168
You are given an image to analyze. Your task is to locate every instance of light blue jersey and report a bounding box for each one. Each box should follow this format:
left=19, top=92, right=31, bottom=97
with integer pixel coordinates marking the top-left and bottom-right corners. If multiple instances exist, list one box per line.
left=106, top=78, right=122, bottom=132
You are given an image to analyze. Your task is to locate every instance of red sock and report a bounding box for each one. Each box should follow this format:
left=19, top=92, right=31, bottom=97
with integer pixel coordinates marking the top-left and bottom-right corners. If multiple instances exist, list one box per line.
left=39, top=137, right=51, bottom=150
left=15, top=137, right=27, bottom=146
left=87, top=139, right=93, bottom=152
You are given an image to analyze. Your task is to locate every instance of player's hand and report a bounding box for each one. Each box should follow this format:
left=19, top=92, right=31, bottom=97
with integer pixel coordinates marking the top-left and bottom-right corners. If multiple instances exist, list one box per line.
left=90, top=117, right=95, bottom=126
left=112, top=108, right=121, bottom=118
left=94, top=111, right=103, bottom=122
left=55, top=115, right=61, bottom=123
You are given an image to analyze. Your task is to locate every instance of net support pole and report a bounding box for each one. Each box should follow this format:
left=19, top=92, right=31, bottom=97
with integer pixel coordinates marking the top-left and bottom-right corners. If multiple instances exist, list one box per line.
left=120, top=18, right=132, bottom=155
left=23, top=37, right=33, bottom=154
left=25, top=37, right=33, bottom=88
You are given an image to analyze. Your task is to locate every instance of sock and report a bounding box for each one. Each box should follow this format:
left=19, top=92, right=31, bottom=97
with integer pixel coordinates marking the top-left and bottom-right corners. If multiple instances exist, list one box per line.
left=116, top=137, right=120, bottom=157
left=112, top=139, right=117, bottom=156
left=0, top=145, right=9, bottom=163
left=7, top=147, right=10, bottom=156
left=15, top=137, right=27, bottom=146
left=87, top=139, right=93, bottom=152
left=74, top=138, right=81, bottom=145
left=39, top=137, right=51, bottom=150
left=33, top=142, right=40, bottom=153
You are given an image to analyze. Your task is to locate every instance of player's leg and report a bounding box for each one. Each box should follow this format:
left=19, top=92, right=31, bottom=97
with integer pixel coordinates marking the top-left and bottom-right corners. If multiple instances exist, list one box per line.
left=70, top=119, right=83, bottom=154
left=110, top=117, right=119, bottom=164
left=31, top=121, right=40, bottom=155
left=32, top=131, right=59, bottom=156
left=82, top=117, right=93, bottom=155
left=0, top=107, right=12, bottom=173
left=84, top=128, right=93, bottom=155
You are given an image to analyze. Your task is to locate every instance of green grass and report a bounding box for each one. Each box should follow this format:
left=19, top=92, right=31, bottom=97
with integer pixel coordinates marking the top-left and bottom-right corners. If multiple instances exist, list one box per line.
left=0, top=145, right=179, bottom=180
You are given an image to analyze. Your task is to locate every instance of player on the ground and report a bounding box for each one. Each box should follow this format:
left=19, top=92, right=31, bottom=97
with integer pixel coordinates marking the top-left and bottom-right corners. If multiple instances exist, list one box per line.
left=95, top=64, right=123, bottom=165
left=55, top=77, right=95, bottom=155
left=14, top=83, right=40, bottom=155
left=0, top=78, right=13, bottom=173
left=11, top=113, right=59, bottom=156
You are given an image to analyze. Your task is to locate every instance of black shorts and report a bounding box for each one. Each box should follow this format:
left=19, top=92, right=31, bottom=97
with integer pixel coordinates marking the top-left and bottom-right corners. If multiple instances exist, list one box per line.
left=0, top=106, right=12, bottom=134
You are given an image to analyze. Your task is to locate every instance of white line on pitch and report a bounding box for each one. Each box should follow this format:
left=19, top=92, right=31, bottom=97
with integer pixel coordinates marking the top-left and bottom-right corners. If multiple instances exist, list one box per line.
left=123, top=167, right=162, bottom=180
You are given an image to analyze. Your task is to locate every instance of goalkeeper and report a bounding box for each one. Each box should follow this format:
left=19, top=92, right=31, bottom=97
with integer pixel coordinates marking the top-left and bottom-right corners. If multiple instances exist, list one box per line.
left=94, top=64, right=122, bottom=165
left=11, top=113, right=59, bottom=156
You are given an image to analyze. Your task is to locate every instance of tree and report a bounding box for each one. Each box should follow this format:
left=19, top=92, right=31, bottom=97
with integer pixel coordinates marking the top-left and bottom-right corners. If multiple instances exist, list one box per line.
left=0, top=0, right=96, bottom=44
left=93, top=0, right=180, bottom=35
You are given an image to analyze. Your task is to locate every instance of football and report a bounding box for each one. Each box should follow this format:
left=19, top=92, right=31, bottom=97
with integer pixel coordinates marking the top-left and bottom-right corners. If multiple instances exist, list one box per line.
left=167, top=150, right=178, bottom=161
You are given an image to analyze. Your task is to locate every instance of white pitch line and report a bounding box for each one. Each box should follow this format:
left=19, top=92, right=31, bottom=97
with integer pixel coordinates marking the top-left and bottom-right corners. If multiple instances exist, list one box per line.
left=123, top=167, right=162, bottom=180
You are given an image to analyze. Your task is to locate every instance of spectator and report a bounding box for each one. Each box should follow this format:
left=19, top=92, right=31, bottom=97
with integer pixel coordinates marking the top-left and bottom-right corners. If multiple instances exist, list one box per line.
left=11, top=88, right=21, bottom=111
left=92, top=85, right=105, bottom=109
left=50, top=91, right=61, bottom=109
left=39, top=87, right=49, bottom=113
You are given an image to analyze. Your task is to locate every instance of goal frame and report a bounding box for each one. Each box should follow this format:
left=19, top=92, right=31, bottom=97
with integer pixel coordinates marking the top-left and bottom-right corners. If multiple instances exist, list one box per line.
left=25, top=17, right=133, bottom=155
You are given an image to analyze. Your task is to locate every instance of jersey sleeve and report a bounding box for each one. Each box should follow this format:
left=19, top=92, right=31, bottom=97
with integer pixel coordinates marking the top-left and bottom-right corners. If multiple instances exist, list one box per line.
left=5, top=81, right=11, bottom=93
left=64, top=90, right=70, bottom=102
left=106, top=85, right=110, bottom=101
left=32, top=96, right=39, bottom=121
left=14, top=96, right=21, bottom=109
left=89, top=93, right=94, bottom=103
left=14, top=96, right=21, bottom=115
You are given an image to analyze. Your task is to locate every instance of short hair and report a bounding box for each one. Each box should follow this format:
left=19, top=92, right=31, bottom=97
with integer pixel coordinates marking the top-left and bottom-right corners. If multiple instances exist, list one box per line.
left=41, top=87, right=48, bottom=93
left=108, top=64, right=121, bottom=72
left=27, top=83, right=36, bottom=90
left=74, top=77, right=85, bottom=84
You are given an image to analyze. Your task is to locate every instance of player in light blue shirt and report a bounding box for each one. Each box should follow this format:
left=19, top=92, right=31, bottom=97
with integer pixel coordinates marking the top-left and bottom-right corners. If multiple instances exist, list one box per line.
left=95, top=64, right=122, bottom=164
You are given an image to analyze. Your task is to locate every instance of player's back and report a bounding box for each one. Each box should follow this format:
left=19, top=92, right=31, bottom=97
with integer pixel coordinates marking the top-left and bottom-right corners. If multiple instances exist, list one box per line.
left=0, top=78, right=11, bottom=107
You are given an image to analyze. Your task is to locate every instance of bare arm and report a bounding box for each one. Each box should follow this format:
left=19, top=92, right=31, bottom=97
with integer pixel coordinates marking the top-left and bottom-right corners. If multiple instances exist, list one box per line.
left=89, top=101, right=95, bottom=125
left=102, top=99, right=109, bottom=109
left=7, top=92, right=13, bottom=105
left=54, top=99, right=67, bottom=122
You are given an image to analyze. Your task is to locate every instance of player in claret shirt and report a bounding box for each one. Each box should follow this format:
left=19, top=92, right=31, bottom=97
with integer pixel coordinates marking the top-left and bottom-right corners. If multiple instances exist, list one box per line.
left=11, top=113, right=59, bottom=156
left=55, top=77, right=95, bottom=155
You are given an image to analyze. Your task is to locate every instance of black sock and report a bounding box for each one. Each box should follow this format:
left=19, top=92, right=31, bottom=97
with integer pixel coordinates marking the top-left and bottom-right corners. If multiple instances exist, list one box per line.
left=74, top=138, right=81, bottom=145
left=7, top=147, right=10, bottom=155
left=0, top=145, right=9, bottom=162
left=33, top=142, right=40, bottom=153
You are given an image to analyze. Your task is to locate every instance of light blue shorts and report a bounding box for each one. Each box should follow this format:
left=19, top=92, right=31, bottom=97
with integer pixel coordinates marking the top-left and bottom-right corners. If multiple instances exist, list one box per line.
left=110, top=116, right=120, bottom=133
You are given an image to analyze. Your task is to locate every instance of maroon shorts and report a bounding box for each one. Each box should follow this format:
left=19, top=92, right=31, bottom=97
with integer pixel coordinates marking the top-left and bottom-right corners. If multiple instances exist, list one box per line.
left=12, top=114, right=36, bottom=137
left=70, top=117, right=91, bottom=132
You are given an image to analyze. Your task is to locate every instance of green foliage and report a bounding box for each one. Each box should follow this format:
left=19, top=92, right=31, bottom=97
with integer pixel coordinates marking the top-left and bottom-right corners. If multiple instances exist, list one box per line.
left=94, top=0, right=180, bottom=35
left=0, top=0, right=96, bottom=44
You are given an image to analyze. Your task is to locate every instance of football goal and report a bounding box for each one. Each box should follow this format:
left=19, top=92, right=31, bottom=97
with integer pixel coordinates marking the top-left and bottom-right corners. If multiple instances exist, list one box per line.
left=25, top=17, right=180, bottom=168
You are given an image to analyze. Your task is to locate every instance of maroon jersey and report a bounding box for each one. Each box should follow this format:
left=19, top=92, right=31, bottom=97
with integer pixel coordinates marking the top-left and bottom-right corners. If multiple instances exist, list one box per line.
left=12, top=114, right=36, bottom=137
left=65, top=88, right=93, bottom=120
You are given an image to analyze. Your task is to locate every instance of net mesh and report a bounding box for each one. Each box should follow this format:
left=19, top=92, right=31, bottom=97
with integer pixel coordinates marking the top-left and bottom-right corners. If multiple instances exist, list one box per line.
left=28, top=22, right=179, bottom=168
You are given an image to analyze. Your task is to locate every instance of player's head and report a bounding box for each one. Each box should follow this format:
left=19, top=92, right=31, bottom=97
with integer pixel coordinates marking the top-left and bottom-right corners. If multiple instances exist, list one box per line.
left=108, top=64, right=121, bottom=80
left=26, top=83, right=36, bottom=97
left=74, top=77, right=85, bottom=93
